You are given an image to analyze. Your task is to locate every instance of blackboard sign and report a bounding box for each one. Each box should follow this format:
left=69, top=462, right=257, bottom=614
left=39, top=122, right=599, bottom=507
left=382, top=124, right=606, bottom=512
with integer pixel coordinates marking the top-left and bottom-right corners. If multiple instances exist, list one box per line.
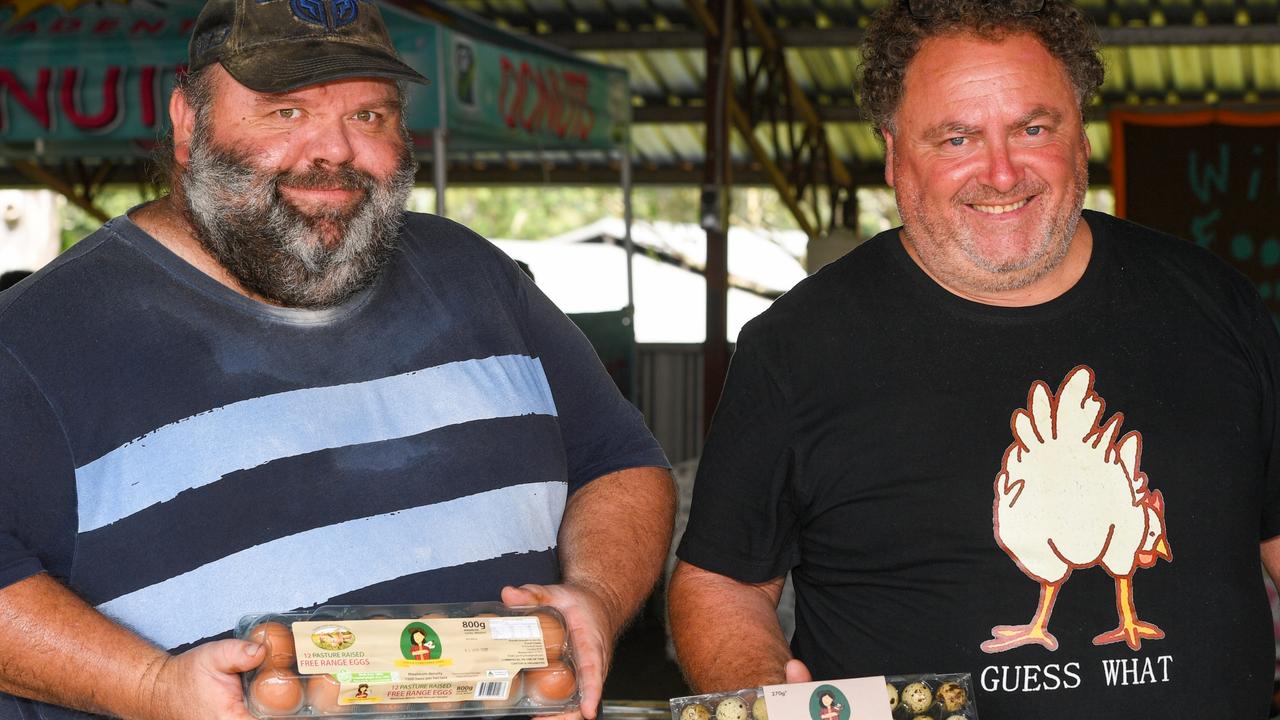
left=1112, top=110, right=1280, bottom=317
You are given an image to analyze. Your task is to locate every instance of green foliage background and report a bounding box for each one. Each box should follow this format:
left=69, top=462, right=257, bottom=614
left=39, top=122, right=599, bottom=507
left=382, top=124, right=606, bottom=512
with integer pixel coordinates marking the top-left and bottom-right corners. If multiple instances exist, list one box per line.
left=57, top=184, right=1113, bottom=250
left=59, top=185, right=807, bottom=249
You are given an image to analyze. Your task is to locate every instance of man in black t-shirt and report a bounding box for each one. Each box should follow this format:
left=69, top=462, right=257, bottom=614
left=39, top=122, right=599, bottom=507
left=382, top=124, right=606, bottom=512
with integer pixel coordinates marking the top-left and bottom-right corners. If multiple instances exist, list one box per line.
left=669, top=1, right=1280, bottom=717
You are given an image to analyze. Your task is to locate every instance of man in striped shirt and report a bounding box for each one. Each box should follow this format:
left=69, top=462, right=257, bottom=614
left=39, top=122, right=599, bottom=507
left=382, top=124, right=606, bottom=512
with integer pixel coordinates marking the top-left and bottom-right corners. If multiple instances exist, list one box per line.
left=0, top=1, right=674, bottom=718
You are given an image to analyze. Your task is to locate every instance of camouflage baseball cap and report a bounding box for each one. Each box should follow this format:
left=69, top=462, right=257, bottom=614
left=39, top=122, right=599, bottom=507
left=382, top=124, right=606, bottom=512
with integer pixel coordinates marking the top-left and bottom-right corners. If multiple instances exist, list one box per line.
left=189, top=0, right=429, bottom=93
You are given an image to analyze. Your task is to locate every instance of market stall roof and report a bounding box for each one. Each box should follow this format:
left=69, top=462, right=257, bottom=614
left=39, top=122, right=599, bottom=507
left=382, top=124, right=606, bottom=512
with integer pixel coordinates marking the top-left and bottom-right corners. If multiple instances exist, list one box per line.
left=0, top=0, right=630, bottom=193
left=4, top=0, right=1279, bottom=189
left=441, top=0, right=1280, bottom=187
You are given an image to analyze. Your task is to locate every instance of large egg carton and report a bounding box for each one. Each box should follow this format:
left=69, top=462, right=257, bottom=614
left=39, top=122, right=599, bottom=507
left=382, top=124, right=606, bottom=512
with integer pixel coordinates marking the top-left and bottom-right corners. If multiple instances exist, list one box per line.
left=236, top=602, right=577, bottom=719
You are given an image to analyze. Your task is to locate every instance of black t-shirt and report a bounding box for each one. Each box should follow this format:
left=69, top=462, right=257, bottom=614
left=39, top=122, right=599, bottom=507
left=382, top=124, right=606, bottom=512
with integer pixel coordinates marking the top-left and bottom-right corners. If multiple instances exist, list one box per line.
left=678, top=211, right=1280, bottom=718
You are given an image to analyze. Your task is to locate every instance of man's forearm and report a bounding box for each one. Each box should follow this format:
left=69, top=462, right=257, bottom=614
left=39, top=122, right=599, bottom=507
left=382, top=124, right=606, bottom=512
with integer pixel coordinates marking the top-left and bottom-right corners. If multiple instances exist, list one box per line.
left=668, top=561, right=791, bottom=692
left=558, top=466, right=676, bottom=639
left=1262, top=536, right=1280, bottom=587
left=0, top=573, right=170, bottom=717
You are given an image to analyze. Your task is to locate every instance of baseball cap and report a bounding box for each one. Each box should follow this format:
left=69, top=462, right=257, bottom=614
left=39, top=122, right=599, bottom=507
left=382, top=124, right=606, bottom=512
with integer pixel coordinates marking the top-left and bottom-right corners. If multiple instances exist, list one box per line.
left=189, top=0, right=430, bottom=93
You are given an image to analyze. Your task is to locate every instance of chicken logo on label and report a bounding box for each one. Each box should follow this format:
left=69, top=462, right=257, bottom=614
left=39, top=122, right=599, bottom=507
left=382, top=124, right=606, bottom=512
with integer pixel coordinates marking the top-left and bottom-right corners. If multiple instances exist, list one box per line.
left=982, top=365, right=1172, bottom=655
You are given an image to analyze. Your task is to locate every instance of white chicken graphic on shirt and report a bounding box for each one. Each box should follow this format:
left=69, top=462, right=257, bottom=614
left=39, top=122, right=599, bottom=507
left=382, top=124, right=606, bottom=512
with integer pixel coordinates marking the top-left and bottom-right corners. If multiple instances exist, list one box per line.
left=982, top=365, right=1172, bottom=654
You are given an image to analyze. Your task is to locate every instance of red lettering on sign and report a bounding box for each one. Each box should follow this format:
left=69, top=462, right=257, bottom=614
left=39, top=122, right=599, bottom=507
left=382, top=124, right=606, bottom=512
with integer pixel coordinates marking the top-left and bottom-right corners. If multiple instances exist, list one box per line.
left=140, top=66, right=158, bottom=128
left=130, top=19, right=166, bottom=35
left=7, top=20, right=39, bottom=34
left=497, top=55, right=596, bottom=142
left=60, top=67, right=122, bottom=131
left=524, top=62, right=546, bottom=132
left=1, top=65, right=181, bottom=137
left=93, top=18, right=122, bottom=34
left=179, top=18, right=197, bottom=34
left=498, top=56, right=521, bottom=130
left=0, top=69, right=52, bottom=131
left=563, top=71, right=594, bottom=141
left=50, top=17, right=82, bottom=33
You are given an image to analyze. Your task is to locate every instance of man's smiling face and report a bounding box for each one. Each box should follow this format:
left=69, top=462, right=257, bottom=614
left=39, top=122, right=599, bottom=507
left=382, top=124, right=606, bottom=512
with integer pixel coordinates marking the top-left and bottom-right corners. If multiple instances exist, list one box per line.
left=173, top=66, right=417, bottom=308
left=884, top=32, right=1091, bottom=300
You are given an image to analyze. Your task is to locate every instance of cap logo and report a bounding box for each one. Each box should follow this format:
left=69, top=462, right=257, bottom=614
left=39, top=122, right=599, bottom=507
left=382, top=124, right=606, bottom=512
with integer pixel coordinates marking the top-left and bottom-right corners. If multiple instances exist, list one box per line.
left=289, top=0, right=360, bottom=29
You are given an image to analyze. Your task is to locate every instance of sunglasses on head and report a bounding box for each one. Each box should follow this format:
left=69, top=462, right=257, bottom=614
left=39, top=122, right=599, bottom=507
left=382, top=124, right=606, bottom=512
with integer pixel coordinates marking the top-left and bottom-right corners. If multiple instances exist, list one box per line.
left=906, top=0, right=1045, bottom=19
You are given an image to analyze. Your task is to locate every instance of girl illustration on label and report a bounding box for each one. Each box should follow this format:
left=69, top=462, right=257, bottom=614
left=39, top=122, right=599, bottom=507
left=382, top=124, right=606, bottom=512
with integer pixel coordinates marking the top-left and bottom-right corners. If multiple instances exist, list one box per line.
left=401, top=622, right=443, bottom=661
left=409, top=628, right=435, bottom=660
left=807, top=686, right=848, bottom=720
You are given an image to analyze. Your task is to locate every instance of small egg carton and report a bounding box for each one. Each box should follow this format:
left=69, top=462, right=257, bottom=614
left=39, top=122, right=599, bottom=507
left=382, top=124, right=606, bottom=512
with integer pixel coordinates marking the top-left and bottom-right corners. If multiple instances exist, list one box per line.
left=669, top=672, right=978, bottom=720
left=671, top=689, right=765, bottom=720
left=885, top=673, right=977, bottom=720
left=236, top=602, right=578, bottom=719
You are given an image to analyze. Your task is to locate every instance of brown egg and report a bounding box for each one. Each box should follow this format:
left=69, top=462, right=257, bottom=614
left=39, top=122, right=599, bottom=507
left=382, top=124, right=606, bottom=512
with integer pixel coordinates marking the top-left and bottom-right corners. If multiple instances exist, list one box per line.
left=936, top=681, right=967, bottom=712
left=306, top=674, right=343, bottom=715
left=524, top=661, right=576, bottom=704
left=533, top=612, right=566, bottom=661
left=249, top=668, right=305, bottom=716
left=247, top=621, right=296, bottom=670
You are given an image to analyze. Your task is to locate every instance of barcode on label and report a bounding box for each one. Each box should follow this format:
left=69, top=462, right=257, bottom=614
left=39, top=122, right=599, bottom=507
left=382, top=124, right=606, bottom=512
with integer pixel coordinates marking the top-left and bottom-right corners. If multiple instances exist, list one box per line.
left=475, top=681, right=510, bottom=700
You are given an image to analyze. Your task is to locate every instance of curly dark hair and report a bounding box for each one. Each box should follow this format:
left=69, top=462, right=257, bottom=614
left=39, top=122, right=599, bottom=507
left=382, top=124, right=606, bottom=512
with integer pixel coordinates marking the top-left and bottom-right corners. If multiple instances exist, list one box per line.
left=859, top=0, right=1104, bottom=136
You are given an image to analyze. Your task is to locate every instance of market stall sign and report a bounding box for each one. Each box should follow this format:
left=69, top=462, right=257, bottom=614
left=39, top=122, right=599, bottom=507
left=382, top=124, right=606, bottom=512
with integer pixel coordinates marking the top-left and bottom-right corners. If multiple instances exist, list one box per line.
left=0, top=0, right=438, bottom=145
left=1112, top=110, right=1280, bottom=321
left=441, top=28, right=629, bottom=152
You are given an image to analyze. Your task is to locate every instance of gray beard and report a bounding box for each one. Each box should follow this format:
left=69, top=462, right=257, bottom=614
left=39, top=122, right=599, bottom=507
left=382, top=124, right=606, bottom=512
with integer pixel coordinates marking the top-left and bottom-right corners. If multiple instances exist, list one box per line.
left=178, top=126, right=417, bottom=308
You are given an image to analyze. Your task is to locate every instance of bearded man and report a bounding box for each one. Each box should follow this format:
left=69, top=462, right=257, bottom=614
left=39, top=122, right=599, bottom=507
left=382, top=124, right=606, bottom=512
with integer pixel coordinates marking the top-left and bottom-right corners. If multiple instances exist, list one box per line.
left=0, top=1, right=674, bottom=718
left=670, top=0, right=1280, bottom=717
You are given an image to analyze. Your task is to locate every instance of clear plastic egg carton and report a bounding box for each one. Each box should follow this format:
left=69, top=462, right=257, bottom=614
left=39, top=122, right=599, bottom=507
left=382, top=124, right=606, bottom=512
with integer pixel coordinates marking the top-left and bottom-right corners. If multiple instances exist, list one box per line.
left=669, top=672, right=978, bottom=720
left=670, top=689, right=765, bottom=720
left=236, top=602, right=578, bottom=719
left=884, top=674, right=977, bottom=720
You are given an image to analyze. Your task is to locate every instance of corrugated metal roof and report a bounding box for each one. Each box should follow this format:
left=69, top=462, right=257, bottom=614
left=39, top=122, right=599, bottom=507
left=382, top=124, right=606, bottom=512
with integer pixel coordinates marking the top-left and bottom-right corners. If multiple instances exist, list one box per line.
left=1, top=0, right=1275, bottom=194
left=443, top=0, right=1280, bottom=186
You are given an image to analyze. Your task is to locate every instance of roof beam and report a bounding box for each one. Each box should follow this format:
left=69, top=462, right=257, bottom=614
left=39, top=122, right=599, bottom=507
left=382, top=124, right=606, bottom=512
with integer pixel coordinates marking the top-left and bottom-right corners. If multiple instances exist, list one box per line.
left=0, top=159, right=1113, bottom=187
left=634, top=103, right=863, bottom=123
left=632, top=99, right=1280, bottom=125
left=541, top=23, right=1280, bottom=51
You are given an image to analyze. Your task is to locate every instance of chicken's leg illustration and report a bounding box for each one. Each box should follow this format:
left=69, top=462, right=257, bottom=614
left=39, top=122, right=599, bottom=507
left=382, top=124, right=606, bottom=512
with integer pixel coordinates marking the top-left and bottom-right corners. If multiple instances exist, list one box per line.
left=981, top=580, right=1061, bottom=652
left=1094, top=535, right=1171, bottom=650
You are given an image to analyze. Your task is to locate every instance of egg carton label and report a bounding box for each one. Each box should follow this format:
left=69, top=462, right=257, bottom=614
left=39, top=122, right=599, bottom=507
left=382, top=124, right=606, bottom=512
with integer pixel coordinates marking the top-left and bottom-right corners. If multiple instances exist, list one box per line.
left=290, top=618, right=548, bottom=705
left=327, top=679, right=502, bottom=706
left=336, top=672, right=396, bottom=683
left=761, top=676, right=894, bottom=720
